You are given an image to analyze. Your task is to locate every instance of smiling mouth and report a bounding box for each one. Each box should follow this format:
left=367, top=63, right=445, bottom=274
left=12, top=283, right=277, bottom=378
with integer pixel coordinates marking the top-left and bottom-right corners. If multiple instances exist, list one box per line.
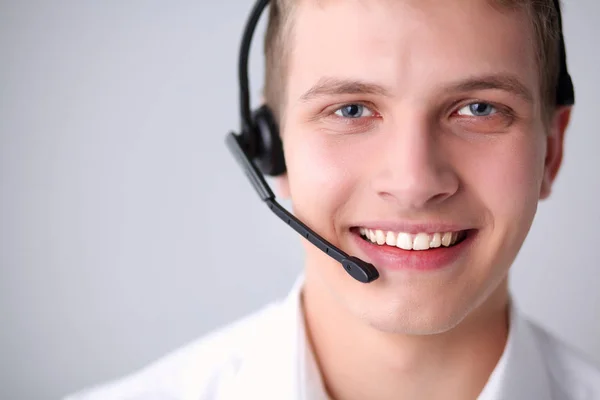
left=357, top=228, right=469, bottom=251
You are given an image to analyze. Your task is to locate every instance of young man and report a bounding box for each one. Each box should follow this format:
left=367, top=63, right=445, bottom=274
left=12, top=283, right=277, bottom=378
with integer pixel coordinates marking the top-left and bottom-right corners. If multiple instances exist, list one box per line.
left=68, top=0, right=600, bottom=399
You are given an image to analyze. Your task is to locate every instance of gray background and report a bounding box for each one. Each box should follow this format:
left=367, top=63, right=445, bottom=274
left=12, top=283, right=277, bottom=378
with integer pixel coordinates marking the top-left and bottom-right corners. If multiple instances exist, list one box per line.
left=0, top=1, right=598, bottom=399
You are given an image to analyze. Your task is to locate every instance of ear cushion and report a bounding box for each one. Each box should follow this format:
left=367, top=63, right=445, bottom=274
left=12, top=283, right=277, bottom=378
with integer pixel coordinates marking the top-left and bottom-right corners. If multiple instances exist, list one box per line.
left=251, top=105, right=286, bottom=176
left=553, top=0, right=575, bottom=106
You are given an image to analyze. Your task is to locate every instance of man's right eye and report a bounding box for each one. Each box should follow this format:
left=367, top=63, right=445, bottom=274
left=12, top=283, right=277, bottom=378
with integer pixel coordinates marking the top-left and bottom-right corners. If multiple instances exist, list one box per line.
left=334, top=104, right=375, bottom=119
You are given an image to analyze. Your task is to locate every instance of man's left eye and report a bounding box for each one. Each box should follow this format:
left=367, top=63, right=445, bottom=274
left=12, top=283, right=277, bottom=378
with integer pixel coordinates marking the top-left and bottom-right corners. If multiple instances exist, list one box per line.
left=457, top=103, right=497, bottom=117
left=334, top=104, right=375, bottom=119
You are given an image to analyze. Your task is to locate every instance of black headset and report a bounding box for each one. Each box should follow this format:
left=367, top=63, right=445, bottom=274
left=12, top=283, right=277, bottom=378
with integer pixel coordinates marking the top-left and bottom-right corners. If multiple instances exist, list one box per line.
left=225, top=0, right=575, bottom=284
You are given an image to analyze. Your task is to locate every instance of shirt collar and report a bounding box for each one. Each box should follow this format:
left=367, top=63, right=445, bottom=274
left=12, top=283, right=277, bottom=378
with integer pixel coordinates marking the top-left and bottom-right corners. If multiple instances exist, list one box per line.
left=478, top=300, right=553, bottom=400
left=213, top=276, right=307, bottom=400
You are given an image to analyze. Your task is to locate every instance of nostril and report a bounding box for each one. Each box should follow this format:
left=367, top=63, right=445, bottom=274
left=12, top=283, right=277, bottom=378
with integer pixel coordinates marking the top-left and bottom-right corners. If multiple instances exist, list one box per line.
left=375, top=186, right=456, bottom=209
left=430, top=192, right=452, bottom=204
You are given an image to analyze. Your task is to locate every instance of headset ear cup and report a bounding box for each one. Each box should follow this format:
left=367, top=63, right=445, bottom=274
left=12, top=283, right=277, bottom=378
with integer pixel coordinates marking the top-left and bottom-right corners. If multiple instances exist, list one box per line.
left=252, top=105, right=286, bottom=176
left=553, top=0, right=575, bottom=106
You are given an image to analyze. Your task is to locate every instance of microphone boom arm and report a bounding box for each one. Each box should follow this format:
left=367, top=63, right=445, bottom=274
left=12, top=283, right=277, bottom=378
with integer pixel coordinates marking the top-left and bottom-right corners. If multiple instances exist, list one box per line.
left=226, top=132, right=379, bottom=283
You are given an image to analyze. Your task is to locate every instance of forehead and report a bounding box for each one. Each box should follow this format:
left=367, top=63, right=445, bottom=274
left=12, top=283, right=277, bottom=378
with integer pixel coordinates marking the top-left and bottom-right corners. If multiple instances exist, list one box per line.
left=286, top=0, right=538, bottom=106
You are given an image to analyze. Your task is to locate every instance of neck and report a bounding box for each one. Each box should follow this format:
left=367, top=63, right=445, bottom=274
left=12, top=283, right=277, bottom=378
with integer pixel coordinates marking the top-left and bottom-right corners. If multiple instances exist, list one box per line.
left=302, top=270, right=510, bottom=400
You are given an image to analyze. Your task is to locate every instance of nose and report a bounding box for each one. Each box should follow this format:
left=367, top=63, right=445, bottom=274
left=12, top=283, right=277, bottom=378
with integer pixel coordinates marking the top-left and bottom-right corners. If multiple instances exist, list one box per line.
left=370, top=118, right=459, bottom=210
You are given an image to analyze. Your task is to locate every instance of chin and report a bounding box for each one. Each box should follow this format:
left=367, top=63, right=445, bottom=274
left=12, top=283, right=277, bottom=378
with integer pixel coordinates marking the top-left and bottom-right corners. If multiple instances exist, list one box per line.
left=345, top=293, right=471, bottom=335
left=353, top=274, right=509, bottom=336
left=361, top=304, right=472, bottom=336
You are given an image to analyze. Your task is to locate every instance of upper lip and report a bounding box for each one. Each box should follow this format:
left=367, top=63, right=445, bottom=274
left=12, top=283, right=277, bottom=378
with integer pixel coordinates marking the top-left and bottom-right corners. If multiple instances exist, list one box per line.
left=352, top=221, right=474, bottom=234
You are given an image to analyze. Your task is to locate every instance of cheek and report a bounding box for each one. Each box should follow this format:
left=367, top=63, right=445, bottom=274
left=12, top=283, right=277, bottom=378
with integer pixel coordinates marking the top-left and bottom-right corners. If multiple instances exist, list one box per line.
left=283, top=129, right=359, bottom=228
left=458, top=132, right=546, bottom=230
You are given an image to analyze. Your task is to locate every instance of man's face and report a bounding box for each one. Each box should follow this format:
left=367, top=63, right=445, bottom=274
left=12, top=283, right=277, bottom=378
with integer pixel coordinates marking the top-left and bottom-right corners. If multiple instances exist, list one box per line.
left=279, top=0, right=559, bottom=334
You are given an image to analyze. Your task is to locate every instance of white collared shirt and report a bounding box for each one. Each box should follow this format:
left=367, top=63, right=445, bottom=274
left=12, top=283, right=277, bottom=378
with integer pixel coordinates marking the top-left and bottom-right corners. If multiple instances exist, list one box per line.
left=66, top=277, right=600, bottom=400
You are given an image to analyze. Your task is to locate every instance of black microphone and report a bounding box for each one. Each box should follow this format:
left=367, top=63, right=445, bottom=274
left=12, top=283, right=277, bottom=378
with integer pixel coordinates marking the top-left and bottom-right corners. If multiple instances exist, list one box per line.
left=225, top=133, right=379, bottom=284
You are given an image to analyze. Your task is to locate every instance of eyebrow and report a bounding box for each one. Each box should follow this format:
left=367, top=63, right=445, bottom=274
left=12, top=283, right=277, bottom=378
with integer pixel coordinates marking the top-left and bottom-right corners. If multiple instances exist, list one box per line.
left=299, top=74, right=534, bottom=104
left=447, top=74, right=534, bottom=104
left=299, top=77, right=392, bottom=102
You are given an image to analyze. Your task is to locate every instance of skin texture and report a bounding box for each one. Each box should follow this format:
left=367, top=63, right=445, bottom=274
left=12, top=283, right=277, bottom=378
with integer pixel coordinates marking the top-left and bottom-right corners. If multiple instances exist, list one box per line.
left=275, top=0, right=572, bottom=398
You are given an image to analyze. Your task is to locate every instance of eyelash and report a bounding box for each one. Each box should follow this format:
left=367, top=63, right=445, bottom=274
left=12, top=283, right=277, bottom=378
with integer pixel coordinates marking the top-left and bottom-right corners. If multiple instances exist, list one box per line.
left=453, top=101, right=515, bottom=120
left=327, top=102, right=379, bottom=121
left=327, top=101, right=514, bottom=122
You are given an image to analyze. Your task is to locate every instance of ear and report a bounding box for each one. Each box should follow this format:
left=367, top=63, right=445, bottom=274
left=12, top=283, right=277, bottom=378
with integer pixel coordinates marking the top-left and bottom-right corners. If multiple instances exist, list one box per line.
left=275, top=174, right=291, bottom=199
left=540, top=106, right=572, bottom=200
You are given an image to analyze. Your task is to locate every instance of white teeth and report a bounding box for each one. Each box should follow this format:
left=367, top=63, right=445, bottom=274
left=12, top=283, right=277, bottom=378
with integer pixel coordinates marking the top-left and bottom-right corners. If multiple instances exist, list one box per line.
left=385, top=231, right=397, bottom=246
left=361, top=229, right=463, bottom=251
left=375, top=230, right=386, bottom=245
left=368, top=229, right=376, bottom=243
left=430, top=232, right=442, bottom=248
left=413, top=233, right=430, bottom=250
left=441, top=232, right=453, bottom=247
left=397, top=233, right=413, bottom=250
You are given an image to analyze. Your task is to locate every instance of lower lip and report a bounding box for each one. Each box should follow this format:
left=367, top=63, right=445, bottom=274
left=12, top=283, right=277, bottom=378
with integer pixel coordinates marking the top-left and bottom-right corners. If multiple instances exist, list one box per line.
left=351, top=230, right=477, bottom=272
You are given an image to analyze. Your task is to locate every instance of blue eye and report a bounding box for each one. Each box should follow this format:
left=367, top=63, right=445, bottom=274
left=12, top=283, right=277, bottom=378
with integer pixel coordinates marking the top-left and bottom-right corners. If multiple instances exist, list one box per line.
left=334, top=104, right=374, bottom=118
left=458, top=103, right=497, bottom=117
